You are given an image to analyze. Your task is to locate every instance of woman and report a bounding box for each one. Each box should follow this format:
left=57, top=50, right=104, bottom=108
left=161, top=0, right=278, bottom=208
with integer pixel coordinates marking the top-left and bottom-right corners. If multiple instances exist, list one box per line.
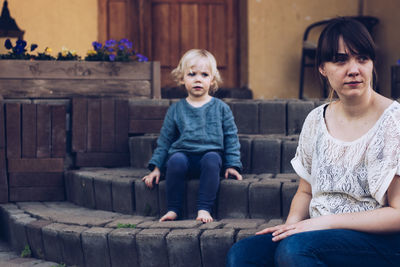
left=227, top=17, right=400, bottom=266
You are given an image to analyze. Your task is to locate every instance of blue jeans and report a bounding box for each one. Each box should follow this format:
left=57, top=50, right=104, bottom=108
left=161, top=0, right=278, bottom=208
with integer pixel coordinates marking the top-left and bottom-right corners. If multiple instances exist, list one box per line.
left=165, top=151, right=222, bottom=216
left=226, top=229, right=400, bottom=267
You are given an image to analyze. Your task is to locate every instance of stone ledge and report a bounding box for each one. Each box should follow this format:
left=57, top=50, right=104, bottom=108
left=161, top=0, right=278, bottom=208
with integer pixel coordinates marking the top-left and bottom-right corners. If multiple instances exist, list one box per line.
left=0, top=202, right=284, bottom=267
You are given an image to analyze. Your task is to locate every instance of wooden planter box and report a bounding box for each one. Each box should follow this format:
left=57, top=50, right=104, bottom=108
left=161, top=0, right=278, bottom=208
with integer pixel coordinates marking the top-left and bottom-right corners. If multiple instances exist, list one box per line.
left=0, top=60, right=160, bottom=99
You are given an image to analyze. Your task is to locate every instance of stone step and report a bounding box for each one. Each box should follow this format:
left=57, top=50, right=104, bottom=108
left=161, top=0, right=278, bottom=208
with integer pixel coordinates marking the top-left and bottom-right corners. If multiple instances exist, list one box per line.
left=0, top=202, right=284, bottom=267
left=65, top=167, right=299, bottom=221
left=129, top=134, right=299, bottom=173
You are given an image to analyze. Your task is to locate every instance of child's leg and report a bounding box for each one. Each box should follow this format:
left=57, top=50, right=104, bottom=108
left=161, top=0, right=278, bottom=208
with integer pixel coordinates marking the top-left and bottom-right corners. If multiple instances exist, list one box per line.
left=163, top=152, right=189, bottom=219
left=196, top=152, right=222, bottom=221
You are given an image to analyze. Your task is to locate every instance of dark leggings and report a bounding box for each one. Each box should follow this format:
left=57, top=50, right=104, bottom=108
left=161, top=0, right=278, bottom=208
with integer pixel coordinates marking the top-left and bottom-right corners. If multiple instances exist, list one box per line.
left=165, top=151, right=222, bottom=216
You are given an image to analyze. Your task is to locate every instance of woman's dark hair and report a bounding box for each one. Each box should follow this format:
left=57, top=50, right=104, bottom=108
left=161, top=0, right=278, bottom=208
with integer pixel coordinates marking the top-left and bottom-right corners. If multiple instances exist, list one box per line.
left=316, top=17, right=377, bottom=92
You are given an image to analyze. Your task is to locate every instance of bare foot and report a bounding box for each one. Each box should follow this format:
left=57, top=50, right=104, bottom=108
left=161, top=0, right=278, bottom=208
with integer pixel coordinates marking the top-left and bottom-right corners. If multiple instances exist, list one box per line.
left=159, top=211, right=178, bottom=222
left=196, top=210, right=213, bottom=223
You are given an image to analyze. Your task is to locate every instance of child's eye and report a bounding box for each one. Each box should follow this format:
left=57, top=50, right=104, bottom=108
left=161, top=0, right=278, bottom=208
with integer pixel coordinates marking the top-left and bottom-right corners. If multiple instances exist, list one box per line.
left=187, top=72, right=195, bottom=77
left=202, top=73, right=209, bottom=77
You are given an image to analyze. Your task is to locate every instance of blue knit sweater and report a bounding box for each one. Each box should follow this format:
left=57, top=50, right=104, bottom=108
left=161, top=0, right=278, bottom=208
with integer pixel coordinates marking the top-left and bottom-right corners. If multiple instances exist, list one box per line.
left=148, top=97, right=242, bottom=171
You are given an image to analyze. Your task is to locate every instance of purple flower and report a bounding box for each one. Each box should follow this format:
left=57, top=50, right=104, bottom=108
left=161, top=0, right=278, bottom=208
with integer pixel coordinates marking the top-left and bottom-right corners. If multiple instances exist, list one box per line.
left=30, top=44, right=38, bottom=52
left=4, top=39, right=12, bottom=50
left=136, top=53, right=148, bottom=62
left=107, top=47, right=114, bottom=53
left=92, top=41, right=102, bottom=51
left=105, top=39, right=117, bottom=48
left=119, top=38, right=129, bottom=43
left=397, top=59, right=400, bottom=65
left=109, top=54, right=116, bottom=61
left=118, top=44, right=125, bottom=51
left=16, top=39, right=27, bottom=48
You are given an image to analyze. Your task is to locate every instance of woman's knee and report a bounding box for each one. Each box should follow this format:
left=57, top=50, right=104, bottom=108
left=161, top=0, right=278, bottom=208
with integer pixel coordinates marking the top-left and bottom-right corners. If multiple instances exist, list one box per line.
left=275, top=234, right=321, bottom=266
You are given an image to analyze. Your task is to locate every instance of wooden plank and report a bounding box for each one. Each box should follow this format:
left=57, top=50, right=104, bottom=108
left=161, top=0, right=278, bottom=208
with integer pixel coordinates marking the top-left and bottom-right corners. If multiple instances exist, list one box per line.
left=180, top=3, right=199, bottom=53
left=115, top=99, right=129, bottom=153
left=129, top=104, right=168, bottom=120
left=22, top=104, right=37, bottom=158
left=5, top=103, right=21, bottom=159
left=129, top=120, right=163, bottom=134
left=0, top=148, right=7, bottom=187
left=109, top=1, right=128, bottom=41
left=198, top=4, right=209, bottom=49
left=98, top=0, right=108, bottom=44
left=0, top=61, right=153, bottom=80
left=9, top=187, right=65, bottom=202
left=0, top=186, right=8, bottom=203
left=209, top=3, right=227, bottom=67
left=153, top=0, right=225, bottom=3
left=72, top=98, right=88, bottom=152
left=9, top=172, right=64, bottom=187
left=0, top=79, right=152, bottom=99
left=152, top=3, right=171, bottom=65
left=152, top=61, right=161, bottom=99
left=8, top=158, right=64, bottom=172
left=0, top=101, right=4, bottom=148
left=75, top=152, right=130, bottom=167
left=36, top=105, right=52, bottom=158
left=87, top=99, right=101, bottom=152
left=51, top=105, right=66, bottom=157
left=101, top=98, right=116, bottom=152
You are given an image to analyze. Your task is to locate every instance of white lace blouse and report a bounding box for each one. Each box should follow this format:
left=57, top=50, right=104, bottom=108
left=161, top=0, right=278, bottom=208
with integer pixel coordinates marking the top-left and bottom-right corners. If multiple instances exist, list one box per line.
left=291, top=101, right=400, bottom=218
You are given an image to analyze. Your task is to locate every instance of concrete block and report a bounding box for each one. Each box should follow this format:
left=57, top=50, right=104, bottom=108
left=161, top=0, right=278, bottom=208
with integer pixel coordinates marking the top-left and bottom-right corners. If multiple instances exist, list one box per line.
left=231, top=101, right=259, bottom=134
left=26, top=220, right=52, bottom=259
left=236, top=229, right=258, bottom=242
left=166, top=229, right=202, bottom=267
left=112, top=177, right=136, bottom=214
left=59, top=225, right=88, bottom=267
left=239, top=136, right=252, bottom=173
left=82, top=227, right=113, bottom=267
left=275, top=173, right=300, bottom=182
left=281, top=140, right=298, bottom=173
left=94, top=177, right=113, bottom=211
left=221, top=218, right=265, bottom=230
left=259, top=100, right=287, bottom=134
left=200, top=229, right=235, bottom=267
left=42, top=223, right=65, bottom=263
left=217, top=179, right=250, bottom=219
left=0, top=203, right=21, bottom=241
left=134, top=180, right=159, bottom=217
left=287, top=100, right=315, bottom=135
left=109, top=228, right=141, bottom=267
left=129, top=135, right=157, bottom=168
left=251, top=138, right=281, bottom=174
left=150, top=220, right=202, bottom=229
left=282, top=181, right=299, bottom=218
left=136, top=229, right=169, bottom=267
left=70, top=173, right=96, bottom=208
left=249, top=180, right=281, bottom=219
left=9, top=214, right=36, bottom=253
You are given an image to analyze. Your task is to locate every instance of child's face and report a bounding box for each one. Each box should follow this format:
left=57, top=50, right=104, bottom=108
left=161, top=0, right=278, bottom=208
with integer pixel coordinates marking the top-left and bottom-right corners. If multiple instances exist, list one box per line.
left=182, top=58, right=214, bottom=99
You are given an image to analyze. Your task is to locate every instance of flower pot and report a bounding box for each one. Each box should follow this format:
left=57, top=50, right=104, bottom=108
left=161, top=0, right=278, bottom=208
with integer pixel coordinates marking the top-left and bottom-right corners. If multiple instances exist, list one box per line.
left=0, top=60, right=160, bottom=99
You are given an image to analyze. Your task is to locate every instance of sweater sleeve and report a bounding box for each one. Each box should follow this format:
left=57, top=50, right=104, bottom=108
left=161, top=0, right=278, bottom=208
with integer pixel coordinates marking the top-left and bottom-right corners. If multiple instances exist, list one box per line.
left=148, top=104, right=179, bottom=170
left=222, top=103, right=242, bottom=171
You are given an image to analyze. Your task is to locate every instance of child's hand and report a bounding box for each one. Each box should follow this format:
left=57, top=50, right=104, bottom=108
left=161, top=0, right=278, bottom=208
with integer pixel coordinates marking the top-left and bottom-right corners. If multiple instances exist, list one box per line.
left=142, top=167, right=161, bottom=189
left=224, top=167, right=242, bottom=180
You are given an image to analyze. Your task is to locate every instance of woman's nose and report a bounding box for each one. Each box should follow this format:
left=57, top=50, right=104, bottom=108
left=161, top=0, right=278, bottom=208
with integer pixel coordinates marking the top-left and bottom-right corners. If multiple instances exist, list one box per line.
left=347, top=59, right=360, bottom=76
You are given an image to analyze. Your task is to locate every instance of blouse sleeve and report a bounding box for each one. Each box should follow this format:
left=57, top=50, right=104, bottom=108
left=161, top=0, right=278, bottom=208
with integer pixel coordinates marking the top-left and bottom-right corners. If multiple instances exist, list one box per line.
left=366, top=107, right=400, bottom=205
left=290, top=108, right=319, bottom=183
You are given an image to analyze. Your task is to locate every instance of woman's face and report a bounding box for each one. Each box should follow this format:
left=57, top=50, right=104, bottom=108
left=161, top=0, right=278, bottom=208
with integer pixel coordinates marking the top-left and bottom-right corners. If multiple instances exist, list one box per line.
left=319, top=37, right=374, bottom=99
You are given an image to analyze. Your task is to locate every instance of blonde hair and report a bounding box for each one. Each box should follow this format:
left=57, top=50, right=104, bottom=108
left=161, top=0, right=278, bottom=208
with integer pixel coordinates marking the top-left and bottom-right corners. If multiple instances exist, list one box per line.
left=171, top=49, right=222, bottom=93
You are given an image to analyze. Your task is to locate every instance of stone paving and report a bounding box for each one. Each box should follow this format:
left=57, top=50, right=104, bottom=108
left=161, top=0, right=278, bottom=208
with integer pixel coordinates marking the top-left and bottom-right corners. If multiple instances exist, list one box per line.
left=0, top=202, right=283, bottom=267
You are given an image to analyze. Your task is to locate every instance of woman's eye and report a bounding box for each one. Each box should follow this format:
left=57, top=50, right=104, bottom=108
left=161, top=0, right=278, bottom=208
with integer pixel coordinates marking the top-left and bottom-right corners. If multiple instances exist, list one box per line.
left=358, top=55, right=369, bottom=62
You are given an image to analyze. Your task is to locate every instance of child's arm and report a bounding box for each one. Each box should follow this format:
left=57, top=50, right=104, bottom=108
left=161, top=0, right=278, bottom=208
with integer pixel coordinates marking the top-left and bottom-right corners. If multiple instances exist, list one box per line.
left=142, top=166, right=161, bottom=189
left=224, top=167, right=242, bottom=180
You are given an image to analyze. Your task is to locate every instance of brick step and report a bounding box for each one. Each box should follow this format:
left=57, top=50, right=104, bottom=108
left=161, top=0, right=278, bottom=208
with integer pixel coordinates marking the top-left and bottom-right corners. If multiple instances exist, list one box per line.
left=0, top=202, right=283, bottom=267
left=65, top=167, right=299, bottom=220
left=129, top=134, right=299, bottom=174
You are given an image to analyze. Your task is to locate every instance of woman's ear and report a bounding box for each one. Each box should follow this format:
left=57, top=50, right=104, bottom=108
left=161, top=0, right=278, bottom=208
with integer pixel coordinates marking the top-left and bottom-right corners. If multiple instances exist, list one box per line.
left=319, top=64, right=327, bottom=77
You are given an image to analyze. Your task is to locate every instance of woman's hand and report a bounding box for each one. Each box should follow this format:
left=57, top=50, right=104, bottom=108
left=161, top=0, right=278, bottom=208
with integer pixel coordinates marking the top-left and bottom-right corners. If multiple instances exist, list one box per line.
left=225, top=167, right=242, bottom=180
left=142, top=167, right=161, bottom=189
left=256, top=216, right=332, bottom=242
